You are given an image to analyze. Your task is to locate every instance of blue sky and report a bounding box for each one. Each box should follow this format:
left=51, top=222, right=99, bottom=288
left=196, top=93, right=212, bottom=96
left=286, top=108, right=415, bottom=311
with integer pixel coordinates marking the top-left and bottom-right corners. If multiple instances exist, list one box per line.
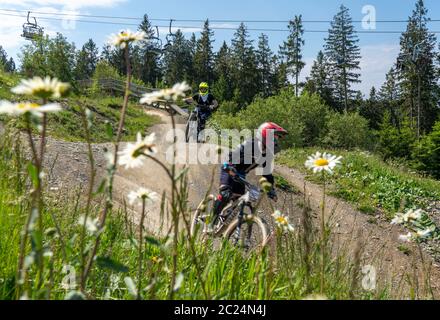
left=1, top=0, right=440, bottom=95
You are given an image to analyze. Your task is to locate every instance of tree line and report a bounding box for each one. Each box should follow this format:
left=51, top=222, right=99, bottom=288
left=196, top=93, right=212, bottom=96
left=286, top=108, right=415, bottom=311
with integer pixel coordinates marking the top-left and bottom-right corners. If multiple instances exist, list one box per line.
left=1, top=0, right=439, bottom=138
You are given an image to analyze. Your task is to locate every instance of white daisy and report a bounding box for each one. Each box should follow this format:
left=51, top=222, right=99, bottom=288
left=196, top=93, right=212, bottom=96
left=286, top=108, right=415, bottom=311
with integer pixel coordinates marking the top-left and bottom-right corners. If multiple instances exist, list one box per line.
left=416, top=226, right=436, bottom=239
left=398, top=232, right=413, bottom=242
left=108, top=29, right=146, bottom=49
left=405, top=208, right=424, bottom=221
left=118, top=132, right=157, bottom=169
left=12, top=76, right=70, bottom=99
left=0, top=101, right=62, bottom=117
left=127, top=187, right=158, bottom=206
left=77, top=215, right=101, bottom=234
left=390, top=212, right=405, bottom=225
left=305, top=151, right=342, bottom=175
left=272, top=210, right=295, bottom=233
left=140, top=82, right=191, bottom=105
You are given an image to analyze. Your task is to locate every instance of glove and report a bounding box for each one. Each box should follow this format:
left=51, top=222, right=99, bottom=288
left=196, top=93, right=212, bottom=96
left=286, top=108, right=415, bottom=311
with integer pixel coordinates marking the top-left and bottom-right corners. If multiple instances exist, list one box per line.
left=267, top=189, right=277, bottom=201
left=209, top=105, right=215, bottom=111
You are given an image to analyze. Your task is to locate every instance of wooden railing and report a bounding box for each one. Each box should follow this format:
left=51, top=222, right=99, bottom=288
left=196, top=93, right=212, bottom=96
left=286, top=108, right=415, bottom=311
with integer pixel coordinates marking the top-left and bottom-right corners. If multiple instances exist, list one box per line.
left=77, top=78, right=189, bottom=117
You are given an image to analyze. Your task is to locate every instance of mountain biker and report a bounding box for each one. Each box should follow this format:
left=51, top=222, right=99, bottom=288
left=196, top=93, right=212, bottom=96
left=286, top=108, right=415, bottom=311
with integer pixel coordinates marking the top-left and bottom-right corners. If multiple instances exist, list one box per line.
left=212, top=122, right=288, bottom=220
left=184, top=82, right=218, bottom=133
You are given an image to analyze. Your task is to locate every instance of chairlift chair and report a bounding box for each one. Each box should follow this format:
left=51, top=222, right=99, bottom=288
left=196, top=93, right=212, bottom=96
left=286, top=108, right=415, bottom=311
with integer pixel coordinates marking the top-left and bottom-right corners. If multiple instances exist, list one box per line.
left=145, top=26, right=163, bottom=56
left=22, top=11, right=44, bottom=41
left=163, top=19, right=177, bottom=51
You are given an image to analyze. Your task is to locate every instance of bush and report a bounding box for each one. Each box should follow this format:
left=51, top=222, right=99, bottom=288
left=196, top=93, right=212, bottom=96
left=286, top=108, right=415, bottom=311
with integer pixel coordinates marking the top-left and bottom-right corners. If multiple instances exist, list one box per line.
left=323, top=112, right=371, bottom=149
left=237, top=89, right=304, bottom=148
left=412, top=120, right=440, bottom=179
left=377, top=112, right=416, bottom=160
left=217, top=100, right=240, bottom=115
left=294, top=92, right=329, bottom=146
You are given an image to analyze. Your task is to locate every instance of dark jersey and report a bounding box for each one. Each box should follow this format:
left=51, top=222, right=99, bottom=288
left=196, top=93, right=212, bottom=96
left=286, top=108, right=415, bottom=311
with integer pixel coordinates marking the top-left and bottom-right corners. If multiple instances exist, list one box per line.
left=192, top=93, right=215, bottom=110
left=227, top=138, right=275, bottom=185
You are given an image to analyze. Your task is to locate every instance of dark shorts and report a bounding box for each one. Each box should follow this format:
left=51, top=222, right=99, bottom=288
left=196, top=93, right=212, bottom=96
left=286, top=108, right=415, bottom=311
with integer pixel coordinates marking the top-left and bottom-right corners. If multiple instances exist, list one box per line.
left=219, top=168, right=246, bottom=195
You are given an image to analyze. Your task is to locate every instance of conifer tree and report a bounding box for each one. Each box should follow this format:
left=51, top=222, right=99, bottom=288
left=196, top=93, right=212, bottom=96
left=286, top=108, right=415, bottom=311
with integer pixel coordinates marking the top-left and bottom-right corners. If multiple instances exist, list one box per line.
left=324, top=5, right=361, bottom=113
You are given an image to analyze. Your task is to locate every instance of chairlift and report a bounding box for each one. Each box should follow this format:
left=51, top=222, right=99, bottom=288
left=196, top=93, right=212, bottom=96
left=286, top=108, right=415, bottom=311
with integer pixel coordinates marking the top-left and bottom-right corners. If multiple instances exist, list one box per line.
left=145, top=26, right=163, bottom=56
left=163, top=19, right=176, bottom=51
left=22, top=11, right=44, bottom=41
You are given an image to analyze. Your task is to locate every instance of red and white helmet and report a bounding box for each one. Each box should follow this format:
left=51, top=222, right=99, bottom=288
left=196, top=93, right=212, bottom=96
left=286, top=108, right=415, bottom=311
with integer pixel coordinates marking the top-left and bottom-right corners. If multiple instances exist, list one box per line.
left=257, top=122, right=288, bottom=146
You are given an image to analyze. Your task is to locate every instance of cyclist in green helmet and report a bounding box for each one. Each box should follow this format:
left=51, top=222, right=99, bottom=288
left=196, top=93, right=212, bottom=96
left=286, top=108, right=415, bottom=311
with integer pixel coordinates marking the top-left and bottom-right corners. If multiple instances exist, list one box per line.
left=185, top=82, right=219, bottom=133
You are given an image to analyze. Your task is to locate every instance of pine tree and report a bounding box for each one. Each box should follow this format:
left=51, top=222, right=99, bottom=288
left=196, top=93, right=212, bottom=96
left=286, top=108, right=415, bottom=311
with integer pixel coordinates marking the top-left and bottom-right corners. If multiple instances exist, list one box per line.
left=193, top=19, right=215, bottom=86
left=0, top=46, right=15, bottom=72
left=274, top=58, right=289, bottom=92
left=163, top=29, right=193, bottom=85
left=360, top=86, right=383, bottom=130
left=46, top=33, right=76, bottom=82
left=6, top=57, right=15, bottom=72
left=304, top=50, right=334, bottom=106
left=0, top=46, right=7, bottom=69
left=379, top=66, right=402, bottom=126
left=256, top=33, right=275, bottom=97
left=279, top=15, right=305, bottom=96
left=74, top=38, right=99, bottom=80
left=396, top=0, right=438, bottom=135
left=137, top=14, right=162, bottom=86
left=231, top=23, right=259, bottom=106
left=213, top=41, right=233, bottom=102
left=324, top=5, right=361, bottom=113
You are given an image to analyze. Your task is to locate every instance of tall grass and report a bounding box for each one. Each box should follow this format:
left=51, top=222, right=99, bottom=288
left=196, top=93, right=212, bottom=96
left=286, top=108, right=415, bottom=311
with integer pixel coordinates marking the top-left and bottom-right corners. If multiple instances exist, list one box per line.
left=0, top=128, right=397, bottom=299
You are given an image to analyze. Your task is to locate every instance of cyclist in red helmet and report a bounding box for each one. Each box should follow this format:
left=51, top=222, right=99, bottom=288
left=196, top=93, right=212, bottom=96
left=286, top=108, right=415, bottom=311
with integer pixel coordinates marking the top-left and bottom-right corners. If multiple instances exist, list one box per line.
left=212, top=122, right=288, bottom=218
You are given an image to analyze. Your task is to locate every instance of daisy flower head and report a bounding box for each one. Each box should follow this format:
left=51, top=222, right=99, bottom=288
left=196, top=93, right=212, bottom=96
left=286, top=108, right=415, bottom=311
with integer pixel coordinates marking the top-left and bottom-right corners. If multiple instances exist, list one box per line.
left=305, top=151, right=342, bottom=175
left=108, top=29, right=146, bottom=49
left=272, top=210, right=295, bottom=233
left=390, top=212, right=405, bottom=225
left=140, top=82, right=191, bottom=105
left=405, top=208, right=424, bottom=222
left=398, top=232, right=413, bottom=243
left=0, top=101, right=62, bottom=117
left=416, top=226, right=436, bottom=240
left=127, top=187, right=158, bottom=206
left=77, top=215, right=101, bottom=235
left=118, top=132, right=157, bottom=169
left=12, top=76, right=70, bottom=99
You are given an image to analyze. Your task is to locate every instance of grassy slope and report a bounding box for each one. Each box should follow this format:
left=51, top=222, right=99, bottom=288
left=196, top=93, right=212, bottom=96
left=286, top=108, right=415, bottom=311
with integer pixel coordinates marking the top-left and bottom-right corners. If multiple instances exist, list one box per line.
left=1, top=70, right=161, bottom=143
left=278, top=148, right=440, bottom=218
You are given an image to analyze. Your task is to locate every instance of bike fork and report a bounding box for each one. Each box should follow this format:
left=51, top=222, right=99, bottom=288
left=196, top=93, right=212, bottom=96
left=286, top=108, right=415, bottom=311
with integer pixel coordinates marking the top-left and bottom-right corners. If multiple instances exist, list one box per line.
left=232, top=203, right=245, bottom=245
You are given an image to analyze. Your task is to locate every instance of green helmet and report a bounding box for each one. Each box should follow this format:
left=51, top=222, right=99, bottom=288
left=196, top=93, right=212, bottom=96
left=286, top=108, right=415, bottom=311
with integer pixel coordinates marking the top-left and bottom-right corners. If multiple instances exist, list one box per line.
left=199, top=82, right=209, bottom=96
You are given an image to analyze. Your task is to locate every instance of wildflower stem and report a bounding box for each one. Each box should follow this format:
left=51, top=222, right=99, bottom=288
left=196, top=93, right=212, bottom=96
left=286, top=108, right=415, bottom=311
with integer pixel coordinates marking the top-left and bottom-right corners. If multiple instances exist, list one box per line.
left=137, top=198, right=146, bottom=300
left=82, top=44, right=132, bottom=289
left=320, top=172, right=326, bottom=294
left=79, top=105, right=96, bottom=291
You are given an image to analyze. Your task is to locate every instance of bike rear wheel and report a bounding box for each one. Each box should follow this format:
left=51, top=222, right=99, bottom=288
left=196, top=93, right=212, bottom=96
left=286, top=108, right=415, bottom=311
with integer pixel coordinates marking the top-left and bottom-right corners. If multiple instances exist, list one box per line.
left=223, top=208, right=269, bottom=252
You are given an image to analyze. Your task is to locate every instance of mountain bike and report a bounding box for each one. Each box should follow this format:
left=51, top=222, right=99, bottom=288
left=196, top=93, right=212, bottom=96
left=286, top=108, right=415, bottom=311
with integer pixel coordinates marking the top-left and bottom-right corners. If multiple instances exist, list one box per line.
left=184, top=103, right=213, bottom=143
left=190, top=173, right=269, bottom=252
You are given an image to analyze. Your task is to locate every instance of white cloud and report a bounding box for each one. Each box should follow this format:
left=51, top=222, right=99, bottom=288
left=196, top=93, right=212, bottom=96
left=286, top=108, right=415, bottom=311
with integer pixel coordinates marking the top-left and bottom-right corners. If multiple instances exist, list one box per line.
left=0, top=0, right=126, bottom=9
left=356, top=44, right=399, bottom=94
left=0, top=0, right=126, bottom=52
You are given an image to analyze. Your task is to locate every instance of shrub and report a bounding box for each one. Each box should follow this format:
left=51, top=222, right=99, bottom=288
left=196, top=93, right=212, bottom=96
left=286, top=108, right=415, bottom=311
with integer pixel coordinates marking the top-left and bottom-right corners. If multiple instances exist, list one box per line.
left=294, top=92, right=329, bottom=146
left=324, top=112, right=371, bottom=149
left=377, top=112, right=416, bottom=160
left=412, top=120, right=440, bottom=179
left=238, top=89, right=304, bottom=148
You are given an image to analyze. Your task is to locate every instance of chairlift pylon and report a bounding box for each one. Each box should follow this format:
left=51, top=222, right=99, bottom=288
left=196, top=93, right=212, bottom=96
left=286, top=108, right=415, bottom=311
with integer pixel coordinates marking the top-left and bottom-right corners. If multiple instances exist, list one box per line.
left=22, top=11, right=44, bottom=41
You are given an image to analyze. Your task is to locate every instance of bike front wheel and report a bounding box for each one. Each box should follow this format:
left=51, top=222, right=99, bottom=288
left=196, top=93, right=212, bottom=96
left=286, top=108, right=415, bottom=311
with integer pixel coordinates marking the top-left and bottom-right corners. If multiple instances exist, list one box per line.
left=190, top=194, right=216, bottom=242
left=223, top=210, right=269, bottom=252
